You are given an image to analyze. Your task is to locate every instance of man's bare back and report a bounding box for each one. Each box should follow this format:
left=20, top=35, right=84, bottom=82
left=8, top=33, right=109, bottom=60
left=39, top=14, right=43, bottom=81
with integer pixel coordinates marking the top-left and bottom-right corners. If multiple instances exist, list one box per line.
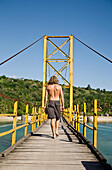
left=47, top=84, right=61, bottom=100
left=44, top=84, right=64, bottom=110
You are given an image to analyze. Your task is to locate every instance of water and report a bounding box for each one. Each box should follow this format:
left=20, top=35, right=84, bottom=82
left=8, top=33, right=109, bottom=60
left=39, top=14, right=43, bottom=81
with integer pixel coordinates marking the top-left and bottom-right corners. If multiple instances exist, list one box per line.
left=0, top=122, right=112, bottom=166
left=80, top=123, right=112, bottom=166
left=0, top=122, right=32, bottom=154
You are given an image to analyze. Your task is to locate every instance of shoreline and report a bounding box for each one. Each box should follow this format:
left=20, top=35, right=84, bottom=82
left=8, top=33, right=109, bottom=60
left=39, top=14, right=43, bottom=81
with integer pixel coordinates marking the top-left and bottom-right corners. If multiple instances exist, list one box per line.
left=0, top=116, right=112, bottom=123
left=0, top=115, right=32, bottom=123
left=87, top=116, right=112, bottom=123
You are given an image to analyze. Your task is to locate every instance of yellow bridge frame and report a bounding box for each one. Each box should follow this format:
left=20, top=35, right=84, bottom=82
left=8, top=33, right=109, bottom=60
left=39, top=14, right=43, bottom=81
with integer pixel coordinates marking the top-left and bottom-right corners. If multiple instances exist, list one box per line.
left=0, top=34, right=98, bottom=150
left=42, top=35, right=73, bottom=121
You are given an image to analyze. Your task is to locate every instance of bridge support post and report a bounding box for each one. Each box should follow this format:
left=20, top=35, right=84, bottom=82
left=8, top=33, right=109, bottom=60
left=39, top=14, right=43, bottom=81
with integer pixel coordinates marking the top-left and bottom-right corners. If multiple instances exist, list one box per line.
left=93, top=99, right=97, bottom=148
left=77, top=104, right=80, bottom=132
left=74, top=105, right=77, bottom=130
left=83, top=103, right=86, bottom=138
left=12, top=101, right=18, bottom=145
left=72, top=111, right=74, bottom=127
left=32, top=106, right=35, bottom=131
left=25, top=104, right=28, bottom=136
left=70, top=34, right=73, bottom=122
left=37, top=111, right=40, bottom=127
left=34, top=107, right=36, bottom=129
left=38, top=107, right=41, bottom=125
left=42, top=35, right=47, bottom=107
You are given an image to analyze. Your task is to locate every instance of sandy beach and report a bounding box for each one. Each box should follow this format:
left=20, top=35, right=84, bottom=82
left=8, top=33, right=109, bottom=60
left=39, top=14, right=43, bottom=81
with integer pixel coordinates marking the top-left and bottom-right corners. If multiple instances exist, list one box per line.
left=97, top=116, right=112, bottom=123
left=0, top=116, right=32, bottom=122
left=87, top=116, right=112, bottom=123
left=0, top=116, right=112, bottom=123
left=0, top=116, right=13, bottom=122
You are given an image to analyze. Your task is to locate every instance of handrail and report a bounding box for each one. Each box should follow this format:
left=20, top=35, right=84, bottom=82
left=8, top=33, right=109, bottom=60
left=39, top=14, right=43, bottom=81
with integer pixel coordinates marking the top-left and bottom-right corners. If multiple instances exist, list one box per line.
left=62, top=99, right=97, bottom=148
left=0, top=93, right=47, bottom=148
left=85, top=124, right=94, bottom=130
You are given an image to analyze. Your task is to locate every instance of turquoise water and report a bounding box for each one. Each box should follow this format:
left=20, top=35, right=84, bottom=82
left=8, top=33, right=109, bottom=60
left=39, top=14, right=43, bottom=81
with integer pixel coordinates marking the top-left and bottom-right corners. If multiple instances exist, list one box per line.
left=0, top=122, right=112, bottom=166
left=0, top=122, right=33, bottom=153
left=80, top=123, right=112, bottom=166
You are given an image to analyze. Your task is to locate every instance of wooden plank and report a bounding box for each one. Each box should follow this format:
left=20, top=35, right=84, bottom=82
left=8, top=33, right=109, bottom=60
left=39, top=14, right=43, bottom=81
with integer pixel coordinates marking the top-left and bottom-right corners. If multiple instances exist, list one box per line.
left=0, top=159, right=101, bottom=165
left=63, top=117, right=112, bottom=169
left=0, top=164, right=86, bottom=170
left=1, top=120, right=47, bottom=157
left=0, top=119, right=107, bottom=170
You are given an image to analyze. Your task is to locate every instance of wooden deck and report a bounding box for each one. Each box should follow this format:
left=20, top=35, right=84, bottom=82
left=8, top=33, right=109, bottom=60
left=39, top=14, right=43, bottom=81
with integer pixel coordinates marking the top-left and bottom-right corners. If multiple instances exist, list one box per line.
left=0, top=119, right=104, bottom=170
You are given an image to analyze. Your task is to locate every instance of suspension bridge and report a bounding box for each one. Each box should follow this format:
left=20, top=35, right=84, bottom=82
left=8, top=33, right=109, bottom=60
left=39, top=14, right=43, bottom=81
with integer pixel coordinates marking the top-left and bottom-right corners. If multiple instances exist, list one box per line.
left=0, top=35, right=112, bottom=170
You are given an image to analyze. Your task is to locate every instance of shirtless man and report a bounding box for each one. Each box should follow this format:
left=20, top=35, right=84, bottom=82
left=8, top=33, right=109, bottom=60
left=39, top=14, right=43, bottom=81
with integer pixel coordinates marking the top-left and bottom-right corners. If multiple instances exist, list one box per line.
left=44, top=76, right=64, bottom=139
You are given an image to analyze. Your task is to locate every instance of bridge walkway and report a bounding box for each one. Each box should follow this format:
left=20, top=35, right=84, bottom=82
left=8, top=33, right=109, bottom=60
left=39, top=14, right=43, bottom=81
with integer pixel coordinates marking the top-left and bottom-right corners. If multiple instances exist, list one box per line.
left=0, top=119, right=104, bottom=170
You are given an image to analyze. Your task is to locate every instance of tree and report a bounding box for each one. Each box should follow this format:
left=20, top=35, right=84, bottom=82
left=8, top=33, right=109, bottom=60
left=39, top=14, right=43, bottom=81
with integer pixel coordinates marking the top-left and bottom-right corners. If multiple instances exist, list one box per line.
left=86, top=84, right=91, bottom=90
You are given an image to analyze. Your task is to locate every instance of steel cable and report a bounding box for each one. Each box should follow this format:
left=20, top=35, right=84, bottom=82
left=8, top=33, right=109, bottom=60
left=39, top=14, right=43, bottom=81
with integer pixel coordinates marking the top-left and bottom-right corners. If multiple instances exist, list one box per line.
left=0, top=35, right=44, bottom=66
left=0, top=92, right=37, bottom=106
left=73, top=35, right=112, bottom=64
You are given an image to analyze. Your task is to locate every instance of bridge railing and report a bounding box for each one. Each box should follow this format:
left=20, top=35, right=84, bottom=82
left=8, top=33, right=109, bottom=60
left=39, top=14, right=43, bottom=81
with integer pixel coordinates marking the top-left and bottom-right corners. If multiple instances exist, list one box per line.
left=0, top=93, right=47, bottom=147
left=63, top=99, right=97, bottom=148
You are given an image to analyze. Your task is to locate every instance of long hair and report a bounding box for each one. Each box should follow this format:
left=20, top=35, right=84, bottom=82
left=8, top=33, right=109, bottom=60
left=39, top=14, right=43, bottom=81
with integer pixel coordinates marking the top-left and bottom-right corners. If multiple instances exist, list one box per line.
left=48, top=76, right=59, bottom=84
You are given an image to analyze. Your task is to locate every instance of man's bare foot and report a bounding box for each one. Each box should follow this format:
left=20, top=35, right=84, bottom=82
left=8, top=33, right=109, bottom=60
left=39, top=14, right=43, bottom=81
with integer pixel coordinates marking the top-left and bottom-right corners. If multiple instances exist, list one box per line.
left=56, top=132, right=59, bottom=137
left=52, top=136, right=56, bottom=139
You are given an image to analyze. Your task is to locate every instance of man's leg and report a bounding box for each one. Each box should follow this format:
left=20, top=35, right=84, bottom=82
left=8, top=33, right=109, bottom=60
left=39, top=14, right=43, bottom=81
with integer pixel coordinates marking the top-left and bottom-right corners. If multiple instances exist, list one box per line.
left=56, top=119, right=60, bottom=136
left=51, top=118, right=55, bottom=138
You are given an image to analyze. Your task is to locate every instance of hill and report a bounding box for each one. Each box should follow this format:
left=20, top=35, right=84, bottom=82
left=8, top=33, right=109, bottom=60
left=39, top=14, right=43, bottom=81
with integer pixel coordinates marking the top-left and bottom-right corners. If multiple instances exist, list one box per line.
left=0, top=75, right=112, bottom=115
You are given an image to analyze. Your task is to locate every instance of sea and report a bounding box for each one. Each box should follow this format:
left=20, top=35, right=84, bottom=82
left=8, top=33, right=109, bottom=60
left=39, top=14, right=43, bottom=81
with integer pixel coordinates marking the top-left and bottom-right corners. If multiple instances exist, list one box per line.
left=0, top=122, right=112, bottom=166
left=80, top=122, right=112, bottom=166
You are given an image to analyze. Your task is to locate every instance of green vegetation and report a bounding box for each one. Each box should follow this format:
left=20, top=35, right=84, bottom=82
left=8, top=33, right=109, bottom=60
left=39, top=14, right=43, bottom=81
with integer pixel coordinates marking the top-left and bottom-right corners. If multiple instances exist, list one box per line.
left=0, top=75, right=42, bottom=115
left=0, top=75, right=112, bottom=116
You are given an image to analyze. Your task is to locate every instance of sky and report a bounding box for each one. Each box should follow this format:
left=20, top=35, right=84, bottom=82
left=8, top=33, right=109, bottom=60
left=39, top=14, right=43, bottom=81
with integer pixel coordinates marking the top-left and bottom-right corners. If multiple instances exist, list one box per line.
left=0, top=0, right=112, bottom=91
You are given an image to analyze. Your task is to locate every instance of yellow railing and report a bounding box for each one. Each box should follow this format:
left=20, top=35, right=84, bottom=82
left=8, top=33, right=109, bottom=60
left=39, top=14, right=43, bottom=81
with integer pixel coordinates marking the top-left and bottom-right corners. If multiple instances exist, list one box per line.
left=0, top=93, right=47, bottom=146
left=63, top=99, right=97, bottom=148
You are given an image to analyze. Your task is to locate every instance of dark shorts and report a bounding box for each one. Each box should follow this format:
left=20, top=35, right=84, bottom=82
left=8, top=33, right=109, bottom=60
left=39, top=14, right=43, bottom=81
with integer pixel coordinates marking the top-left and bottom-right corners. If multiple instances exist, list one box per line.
left=47, top=100, right=61, bottom=120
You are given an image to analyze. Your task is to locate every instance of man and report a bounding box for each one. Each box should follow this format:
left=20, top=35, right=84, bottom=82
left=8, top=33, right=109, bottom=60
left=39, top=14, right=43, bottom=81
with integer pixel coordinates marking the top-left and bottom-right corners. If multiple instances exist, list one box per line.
left=44, top=76, right=64, bottom=139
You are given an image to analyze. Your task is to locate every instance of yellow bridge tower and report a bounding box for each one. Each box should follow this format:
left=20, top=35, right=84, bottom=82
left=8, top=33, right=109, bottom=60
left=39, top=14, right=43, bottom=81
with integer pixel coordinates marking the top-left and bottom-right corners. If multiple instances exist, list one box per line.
left=42, top=35, right=73, bottom=121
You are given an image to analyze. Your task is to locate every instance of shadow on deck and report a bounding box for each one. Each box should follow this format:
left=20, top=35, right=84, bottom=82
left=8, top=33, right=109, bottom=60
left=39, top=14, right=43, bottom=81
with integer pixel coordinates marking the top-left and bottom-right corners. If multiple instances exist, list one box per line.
left=0, top=119, right=110, bottom=170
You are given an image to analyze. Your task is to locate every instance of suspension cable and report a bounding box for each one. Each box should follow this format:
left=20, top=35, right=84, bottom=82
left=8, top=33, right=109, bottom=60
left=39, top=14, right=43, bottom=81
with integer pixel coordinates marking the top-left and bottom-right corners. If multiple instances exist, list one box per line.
left=73, top=35, right=112, bottom=64
left=0, top=35, right=44, bottom=66
left=0, top=92, right=36, bottom=106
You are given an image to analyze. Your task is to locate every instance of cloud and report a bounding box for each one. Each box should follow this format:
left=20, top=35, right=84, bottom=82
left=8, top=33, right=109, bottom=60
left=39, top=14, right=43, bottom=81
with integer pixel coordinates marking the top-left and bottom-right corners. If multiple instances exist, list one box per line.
left=7, top=75, right=18, bottom=79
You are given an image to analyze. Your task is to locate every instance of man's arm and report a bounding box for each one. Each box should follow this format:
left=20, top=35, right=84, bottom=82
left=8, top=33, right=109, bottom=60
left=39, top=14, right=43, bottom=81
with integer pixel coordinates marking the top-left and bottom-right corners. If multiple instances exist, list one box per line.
left=60, top=86, right=64, bottom=110
left=44, top=87, right=48, bottom=109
